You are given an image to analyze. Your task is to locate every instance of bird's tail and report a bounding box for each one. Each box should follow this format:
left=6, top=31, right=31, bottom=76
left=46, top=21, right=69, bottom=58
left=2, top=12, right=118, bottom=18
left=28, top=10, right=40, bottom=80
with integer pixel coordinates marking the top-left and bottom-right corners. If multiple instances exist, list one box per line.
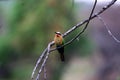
left=60, top=52, right=65, bottom=62
left=57, top=45, right=65, bottom=62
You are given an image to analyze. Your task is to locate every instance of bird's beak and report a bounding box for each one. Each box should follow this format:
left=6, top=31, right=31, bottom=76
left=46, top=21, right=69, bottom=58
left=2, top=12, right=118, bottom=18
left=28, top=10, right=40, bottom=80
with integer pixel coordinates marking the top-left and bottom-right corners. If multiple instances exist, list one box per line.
left=55, top=32, right=57, bottom=34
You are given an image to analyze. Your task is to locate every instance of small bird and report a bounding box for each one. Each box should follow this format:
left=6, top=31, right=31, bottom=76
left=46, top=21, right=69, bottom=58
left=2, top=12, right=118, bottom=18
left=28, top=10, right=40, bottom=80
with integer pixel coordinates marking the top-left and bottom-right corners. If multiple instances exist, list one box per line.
left=54, top=32, right=65, bottom=62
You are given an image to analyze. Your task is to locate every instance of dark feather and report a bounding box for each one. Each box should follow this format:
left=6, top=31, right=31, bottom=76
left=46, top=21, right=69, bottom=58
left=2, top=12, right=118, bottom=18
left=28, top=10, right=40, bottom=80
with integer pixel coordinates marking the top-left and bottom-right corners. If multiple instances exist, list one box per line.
left=57, top=45, right=65, bottom=62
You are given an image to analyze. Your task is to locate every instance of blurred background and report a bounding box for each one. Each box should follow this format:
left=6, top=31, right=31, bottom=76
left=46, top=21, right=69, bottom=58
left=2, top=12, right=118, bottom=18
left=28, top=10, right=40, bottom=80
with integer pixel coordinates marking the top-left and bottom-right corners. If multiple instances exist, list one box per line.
left=0, top=0, right=120, bottom=80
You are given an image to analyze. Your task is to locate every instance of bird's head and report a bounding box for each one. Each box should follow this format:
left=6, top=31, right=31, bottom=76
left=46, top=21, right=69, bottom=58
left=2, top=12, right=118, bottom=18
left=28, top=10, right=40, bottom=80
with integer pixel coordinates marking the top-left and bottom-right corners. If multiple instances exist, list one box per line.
left=55, top=32, right=62, bottom=37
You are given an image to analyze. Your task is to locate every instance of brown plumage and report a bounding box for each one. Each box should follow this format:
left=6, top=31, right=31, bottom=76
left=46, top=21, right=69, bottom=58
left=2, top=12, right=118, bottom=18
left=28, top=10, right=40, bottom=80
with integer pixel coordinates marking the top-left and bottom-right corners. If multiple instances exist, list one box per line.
left=54, top=32, right=65, bottom=62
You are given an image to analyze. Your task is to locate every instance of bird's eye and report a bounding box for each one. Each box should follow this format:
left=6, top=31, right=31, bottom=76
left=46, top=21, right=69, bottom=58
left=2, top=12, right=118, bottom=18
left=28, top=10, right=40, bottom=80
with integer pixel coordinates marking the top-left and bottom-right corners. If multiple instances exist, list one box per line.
left=57, top=34, right=59, bottom=37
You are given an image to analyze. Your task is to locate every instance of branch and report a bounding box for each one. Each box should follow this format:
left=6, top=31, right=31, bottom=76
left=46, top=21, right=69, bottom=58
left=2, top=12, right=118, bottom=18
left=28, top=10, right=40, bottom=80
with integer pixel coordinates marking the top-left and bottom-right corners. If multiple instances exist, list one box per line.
left=63, top=0, right=117, bottom=37
left=97, top=15, right=120, bottom=43
left=31, top=0, right=117, bottom=79
left=51, top=0, right=117, bottom=52
left=31, top=41, right=54, bottom=79
left=36, top=42, right=52, bottom=80
left=61, top=0, right=97, bottom=47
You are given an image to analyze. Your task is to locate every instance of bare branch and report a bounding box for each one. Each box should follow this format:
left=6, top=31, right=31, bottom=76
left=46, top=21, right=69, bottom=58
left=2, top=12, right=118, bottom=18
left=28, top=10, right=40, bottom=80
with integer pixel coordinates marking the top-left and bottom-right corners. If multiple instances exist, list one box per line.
left=62, top=0, right=97, bottom=46
left=36, top=42, right=52, bottom=80
left=51, top=0, right=117, bottom=52
left=31, top=48, right=47, bottom=79
left=31, top=0, right=117, bottom=79
left=97, top=15, right=120, bottom=43
left=31, top=41, right=54, bottom=79
left=63, top=0, right=117, bottom=37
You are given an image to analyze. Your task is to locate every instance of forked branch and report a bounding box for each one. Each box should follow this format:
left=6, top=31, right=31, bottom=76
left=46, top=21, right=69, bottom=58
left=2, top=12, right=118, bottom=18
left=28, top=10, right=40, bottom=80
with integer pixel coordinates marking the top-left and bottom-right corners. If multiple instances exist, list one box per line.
left=31, top=0, right=117, bottom=80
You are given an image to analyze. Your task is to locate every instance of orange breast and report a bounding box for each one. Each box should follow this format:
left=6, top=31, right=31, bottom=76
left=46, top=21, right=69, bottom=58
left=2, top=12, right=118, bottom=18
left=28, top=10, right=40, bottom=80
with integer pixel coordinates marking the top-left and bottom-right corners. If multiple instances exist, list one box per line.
left=54, top=34, right=63, bottom=45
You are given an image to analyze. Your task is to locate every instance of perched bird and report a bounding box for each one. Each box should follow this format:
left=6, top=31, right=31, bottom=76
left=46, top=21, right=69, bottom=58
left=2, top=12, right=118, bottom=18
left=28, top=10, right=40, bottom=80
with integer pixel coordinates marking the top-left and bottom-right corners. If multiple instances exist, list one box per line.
left=54, top=32, right=65, bottom=62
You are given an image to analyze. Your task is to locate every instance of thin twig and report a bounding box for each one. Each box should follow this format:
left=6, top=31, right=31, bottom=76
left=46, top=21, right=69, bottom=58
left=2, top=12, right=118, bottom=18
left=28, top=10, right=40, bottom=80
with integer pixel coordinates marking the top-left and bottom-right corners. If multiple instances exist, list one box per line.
left=63, top=0, right=117, bottom=37
left=31, top=41, right=54, bottom=79
left=97, top=15, right=120, bottom=43
left=31, top=48, right=47, bottom=79
left=36, top=42, right=52, bottom=80
left=50, top=0, right=117, bottom=52
left=31, top=0, right=117, bottom=79
left=63, top=0, right=97, bottom=46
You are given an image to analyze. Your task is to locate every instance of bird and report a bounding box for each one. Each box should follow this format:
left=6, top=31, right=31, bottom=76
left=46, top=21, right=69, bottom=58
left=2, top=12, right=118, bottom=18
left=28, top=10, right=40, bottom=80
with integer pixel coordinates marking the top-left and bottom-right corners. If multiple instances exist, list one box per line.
left=54, top=32, right=65, bottom=62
